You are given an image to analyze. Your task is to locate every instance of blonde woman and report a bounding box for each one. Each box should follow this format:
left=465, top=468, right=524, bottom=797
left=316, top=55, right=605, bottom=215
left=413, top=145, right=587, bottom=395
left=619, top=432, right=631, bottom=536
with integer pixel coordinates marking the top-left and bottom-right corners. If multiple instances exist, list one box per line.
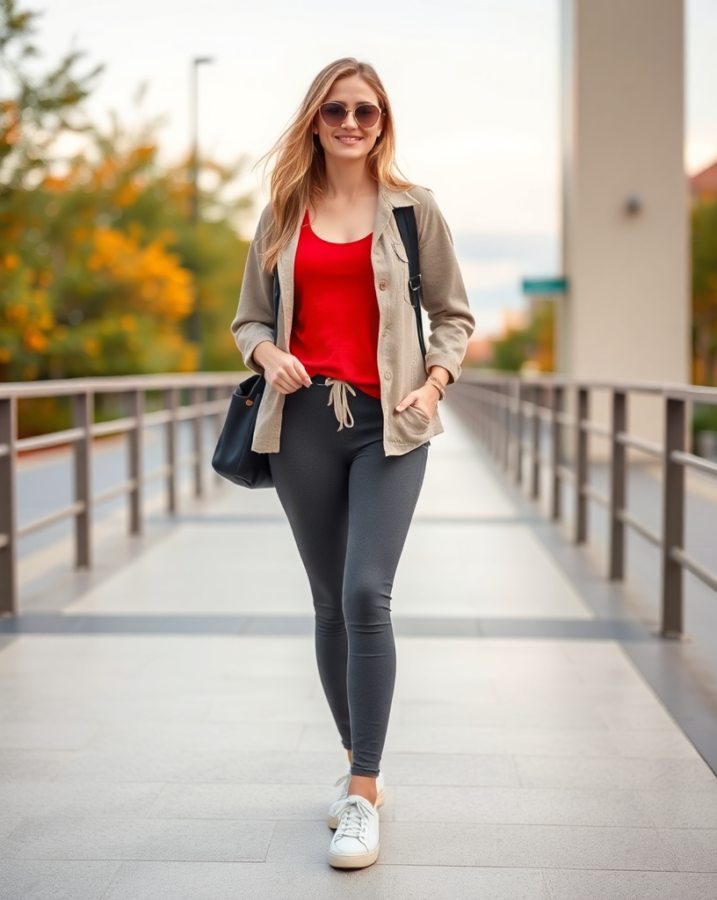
left=232, top=58, right=474, bottom=868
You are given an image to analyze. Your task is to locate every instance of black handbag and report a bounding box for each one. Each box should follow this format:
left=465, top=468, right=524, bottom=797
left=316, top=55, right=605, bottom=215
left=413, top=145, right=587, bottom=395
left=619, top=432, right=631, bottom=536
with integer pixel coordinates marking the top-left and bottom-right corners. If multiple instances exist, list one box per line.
left=212, top=207, right=424, bottom=489
left=211, top=270, right=280, bottom=488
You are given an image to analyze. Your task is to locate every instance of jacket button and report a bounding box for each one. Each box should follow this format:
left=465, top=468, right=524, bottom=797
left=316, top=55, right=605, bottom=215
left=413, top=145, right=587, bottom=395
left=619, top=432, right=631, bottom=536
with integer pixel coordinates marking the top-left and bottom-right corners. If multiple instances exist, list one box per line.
left=378, top=280, right=387, bottom=291
left=384, top=371, right=392, bottom=381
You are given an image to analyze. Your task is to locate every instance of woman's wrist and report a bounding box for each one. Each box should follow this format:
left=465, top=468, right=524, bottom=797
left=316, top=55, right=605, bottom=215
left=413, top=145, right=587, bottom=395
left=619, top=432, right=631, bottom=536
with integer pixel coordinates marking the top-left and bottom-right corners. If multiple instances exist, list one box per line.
left=252, top=340, right=278, bottom=369
left=424, top=373, right=446, bottom=401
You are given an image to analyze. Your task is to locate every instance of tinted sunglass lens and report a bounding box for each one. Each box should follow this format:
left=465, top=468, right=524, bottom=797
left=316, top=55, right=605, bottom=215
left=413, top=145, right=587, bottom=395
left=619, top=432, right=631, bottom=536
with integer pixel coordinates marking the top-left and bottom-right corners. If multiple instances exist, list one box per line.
left=355, top=105, right=380, bottom=127
left=320, top=103, right=346, bottom=126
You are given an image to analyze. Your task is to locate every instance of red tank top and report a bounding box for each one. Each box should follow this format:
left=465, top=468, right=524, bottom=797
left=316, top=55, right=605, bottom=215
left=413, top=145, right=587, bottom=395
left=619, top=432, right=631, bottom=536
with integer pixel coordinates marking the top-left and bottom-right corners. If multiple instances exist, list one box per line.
left=290, top=211, right=381, bottom=399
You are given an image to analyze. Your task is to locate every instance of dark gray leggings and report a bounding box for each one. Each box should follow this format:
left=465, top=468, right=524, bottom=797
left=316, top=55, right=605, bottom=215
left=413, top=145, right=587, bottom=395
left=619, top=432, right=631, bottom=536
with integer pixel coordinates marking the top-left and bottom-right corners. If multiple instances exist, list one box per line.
left=268, top=376, right=428, bottom=777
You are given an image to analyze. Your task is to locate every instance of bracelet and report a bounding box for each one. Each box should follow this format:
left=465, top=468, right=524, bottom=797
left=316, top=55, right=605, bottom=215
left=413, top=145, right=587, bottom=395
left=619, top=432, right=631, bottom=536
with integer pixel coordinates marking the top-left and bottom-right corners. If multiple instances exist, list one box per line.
left=425, top=374, right=446, bottom=400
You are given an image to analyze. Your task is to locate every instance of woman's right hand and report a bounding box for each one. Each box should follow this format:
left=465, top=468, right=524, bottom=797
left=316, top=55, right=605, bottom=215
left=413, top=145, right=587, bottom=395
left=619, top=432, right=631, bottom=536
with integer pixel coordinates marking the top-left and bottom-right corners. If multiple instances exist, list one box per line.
left=253, top=341, right=312, bottom=394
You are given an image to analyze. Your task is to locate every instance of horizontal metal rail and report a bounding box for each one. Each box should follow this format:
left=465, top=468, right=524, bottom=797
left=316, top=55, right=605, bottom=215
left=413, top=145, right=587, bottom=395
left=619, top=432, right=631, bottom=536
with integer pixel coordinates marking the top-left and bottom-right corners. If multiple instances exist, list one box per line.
left=618, top=508, right=662, bottom=548
left=672, top=547, right=717, bottom=593
left=454, top=370, right=717, bottom=638
left=0, top=373, right=241, bottom=615
left=16, top=502, right=85, bottom=539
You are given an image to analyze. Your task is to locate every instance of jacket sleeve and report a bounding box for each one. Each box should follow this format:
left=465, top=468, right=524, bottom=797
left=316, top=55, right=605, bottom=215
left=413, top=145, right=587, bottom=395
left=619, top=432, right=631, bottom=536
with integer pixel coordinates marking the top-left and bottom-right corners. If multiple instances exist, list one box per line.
left=230, top=204, right=275, bottom=374
left=413, top=188, right=475, bottom=384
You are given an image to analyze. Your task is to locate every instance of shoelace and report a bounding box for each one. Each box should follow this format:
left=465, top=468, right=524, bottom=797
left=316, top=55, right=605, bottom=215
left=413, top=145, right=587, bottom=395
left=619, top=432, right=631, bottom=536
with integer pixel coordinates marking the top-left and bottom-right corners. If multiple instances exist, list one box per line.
left=335, top=797, right=371, bottom=845
left=333, top=772, right=351, bottom=796
left=324, top=378, right=356, bottom=431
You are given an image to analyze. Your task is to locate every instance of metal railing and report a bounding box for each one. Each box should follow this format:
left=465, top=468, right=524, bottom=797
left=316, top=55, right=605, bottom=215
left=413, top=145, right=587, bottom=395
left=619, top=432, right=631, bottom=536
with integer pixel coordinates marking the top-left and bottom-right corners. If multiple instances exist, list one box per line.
left=450, top=371, right=717, bottom=639
left=0, top=373, right=240, bottom=616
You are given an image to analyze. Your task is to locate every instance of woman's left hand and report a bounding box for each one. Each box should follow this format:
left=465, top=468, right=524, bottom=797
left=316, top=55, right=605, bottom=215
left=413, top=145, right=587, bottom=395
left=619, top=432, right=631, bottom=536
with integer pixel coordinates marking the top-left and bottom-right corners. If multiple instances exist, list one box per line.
left=395, top=382, right=441, bottom=420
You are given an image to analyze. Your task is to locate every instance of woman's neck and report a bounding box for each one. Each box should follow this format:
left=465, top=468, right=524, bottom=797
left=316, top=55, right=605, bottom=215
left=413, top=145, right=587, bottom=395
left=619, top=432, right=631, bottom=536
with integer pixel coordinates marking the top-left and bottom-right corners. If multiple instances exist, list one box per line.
left=323, top=157, right=377, bottom=202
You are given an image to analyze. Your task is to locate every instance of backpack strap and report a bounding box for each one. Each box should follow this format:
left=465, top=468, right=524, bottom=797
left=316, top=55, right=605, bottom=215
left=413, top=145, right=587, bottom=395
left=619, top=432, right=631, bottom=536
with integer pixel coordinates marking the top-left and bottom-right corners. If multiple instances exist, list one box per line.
left=392, top=206, right=427, bottom=360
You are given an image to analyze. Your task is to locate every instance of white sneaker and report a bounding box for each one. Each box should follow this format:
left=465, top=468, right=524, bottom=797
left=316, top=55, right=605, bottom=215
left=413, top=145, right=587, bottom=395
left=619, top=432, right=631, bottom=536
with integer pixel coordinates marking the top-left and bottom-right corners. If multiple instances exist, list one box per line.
left=328, top=770, right=385, bottom=829
left=327, top=795, right=380, bottom=869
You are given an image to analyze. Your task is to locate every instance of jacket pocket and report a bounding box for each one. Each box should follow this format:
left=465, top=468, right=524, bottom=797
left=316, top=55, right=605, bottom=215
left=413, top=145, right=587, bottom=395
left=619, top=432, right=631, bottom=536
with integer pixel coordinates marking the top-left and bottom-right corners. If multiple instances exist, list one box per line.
left=391, top=241, right=413, bottom=305
left=401, top=405, right=432, bottom=436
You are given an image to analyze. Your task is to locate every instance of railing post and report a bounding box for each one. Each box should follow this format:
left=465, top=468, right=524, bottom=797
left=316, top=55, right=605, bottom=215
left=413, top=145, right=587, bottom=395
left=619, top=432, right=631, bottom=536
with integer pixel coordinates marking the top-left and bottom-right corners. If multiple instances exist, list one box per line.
left=530, top=384, right=541, bottom=499
left=550, top=384, right=563, bottom=521
left=574, top=386, right=589, bottom=544
left=72, top=392, right=93, bottom=569
left=660, top=396, right=686, bottom=638
left=165, top=387, right=178, bottom=515
left=128, top=390, right=144, bottom=535
left=515, top=379, right=524, bottom=485
left=192, top=385, right=204, bottom=498
left=609, top=390, right=627, bottom=580
left=0, top=397, right=18, bottom=615
left=502, top=382, right=511, bottom=471
left=212, top=386, right=227, bottom=484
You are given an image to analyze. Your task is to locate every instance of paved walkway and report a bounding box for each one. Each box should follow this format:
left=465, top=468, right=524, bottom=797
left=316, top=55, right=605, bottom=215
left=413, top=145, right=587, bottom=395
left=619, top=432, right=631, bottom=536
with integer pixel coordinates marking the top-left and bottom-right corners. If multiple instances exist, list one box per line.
left=1, top=408, right=717, bottom=899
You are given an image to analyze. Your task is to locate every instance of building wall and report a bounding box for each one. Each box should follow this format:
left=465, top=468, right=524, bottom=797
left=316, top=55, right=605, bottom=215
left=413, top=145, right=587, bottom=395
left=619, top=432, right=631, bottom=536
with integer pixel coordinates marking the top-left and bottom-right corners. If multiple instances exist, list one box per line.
left=560, top=0, right=690, bottom=460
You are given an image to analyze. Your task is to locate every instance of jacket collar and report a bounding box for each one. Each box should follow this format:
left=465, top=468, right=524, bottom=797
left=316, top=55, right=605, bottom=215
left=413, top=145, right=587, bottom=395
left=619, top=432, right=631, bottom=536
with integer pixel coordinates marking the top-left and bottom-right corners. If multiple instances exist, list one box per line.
left=373, top=185, right=419, bottom=246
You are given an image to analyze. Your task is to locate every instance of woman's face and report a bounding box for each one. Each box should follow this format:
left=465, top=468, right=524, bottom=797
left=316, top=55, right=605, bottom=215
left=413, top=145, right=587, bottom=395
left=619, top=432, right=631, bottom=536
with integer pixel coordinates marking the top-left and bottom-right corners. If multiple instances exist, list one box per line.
left=313, top=75, right=384, bottom=164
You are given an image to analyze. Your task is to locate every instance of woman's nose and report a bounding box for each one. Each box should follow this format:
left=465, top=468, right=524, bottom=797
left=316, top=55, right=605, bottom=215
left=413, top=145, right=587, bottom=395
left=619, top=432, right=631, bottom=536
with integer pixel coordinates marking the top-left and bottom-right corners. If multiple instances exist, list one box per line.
left=341, top=111, right=359, bottom=128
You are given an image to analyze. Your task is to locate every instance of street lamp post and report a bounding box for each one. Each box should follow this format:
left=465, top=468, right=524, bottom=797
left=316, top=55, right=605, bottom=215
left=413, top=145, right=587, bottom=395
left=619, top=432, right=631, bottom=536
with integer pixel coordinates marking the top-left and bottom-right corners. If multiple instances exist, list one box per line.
left=189, top=56, right=213, bottom=362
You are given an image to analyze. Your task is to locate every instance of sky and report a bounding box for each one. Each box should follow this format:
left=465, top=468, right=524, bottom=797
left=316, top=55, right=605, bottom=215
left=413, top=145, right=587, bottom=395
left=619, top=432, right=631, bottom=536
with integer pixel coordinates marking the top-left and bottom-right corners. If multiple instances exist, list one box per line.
left=32, top=0, right=717, bottom=338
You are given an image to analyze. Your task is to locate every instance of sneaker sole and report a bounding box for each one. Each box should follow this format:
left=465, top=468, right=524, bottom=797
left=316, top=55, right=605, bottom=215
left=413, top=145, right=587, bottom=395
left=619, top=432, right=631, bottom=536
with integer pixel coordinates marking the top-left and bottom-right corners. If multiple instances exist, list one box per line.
left=328, top=843, right=380, bottom=869
left=327, top=789, right=385, bottom=830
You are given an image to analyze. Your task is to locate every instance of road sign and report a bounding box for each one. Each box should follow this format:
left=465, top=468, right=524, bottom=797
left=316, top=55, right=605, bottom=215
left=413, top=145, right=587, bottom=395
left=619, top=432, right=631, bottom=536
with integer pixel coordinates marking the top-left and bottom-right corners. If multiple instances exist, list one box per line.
left=521, top=277, right=567, bottom=296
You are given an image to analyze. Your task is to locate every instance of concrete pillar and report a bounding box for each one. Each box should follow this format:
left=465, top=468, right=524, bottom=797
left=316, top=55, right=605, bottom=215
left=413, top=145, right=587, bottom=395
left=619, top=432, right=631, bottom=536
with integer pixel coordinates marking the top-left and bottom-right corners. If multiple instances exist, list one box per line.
left=560, top=0, right=690, bottom=461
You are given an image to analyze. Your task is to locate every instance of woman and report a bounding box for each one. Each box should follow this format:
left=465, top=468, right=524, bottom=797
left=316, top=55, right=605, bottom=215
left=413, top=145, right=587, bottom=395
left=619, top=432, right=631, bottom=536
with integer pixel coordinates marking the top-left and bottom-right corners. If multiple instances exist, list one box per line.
left=231, top=58, right=474, bottom=869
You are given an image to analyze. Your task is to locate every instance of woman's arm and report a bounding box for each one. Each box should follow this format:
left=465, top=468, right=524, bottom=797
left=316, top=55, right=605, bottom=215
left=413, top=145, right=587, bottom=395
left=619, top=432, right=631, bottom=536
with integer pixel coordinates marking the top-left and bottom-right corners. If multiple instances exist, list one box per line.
left=230, top=205, right=278, bottom=375
left=395, top=188, right=475, bottom=418
left=231, top=206, right=311, bottom=393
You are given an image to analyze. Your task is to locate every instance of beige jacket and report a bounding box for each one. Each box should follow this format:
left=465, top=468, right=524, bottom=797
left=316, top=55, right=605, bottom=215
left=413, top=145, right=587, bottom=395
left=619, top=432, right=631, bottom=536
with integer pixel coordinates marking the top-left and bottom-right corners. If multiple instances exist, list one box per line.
left=231, top=184, right=475, bottom=456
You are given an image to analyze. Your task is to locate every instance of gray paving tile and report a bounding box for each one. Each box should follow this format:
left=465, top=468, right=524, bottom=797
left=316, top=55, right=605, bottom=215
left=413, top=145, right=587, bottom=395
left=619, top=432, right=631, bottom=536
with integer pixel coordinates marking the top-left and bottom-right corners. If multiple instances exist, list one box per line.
left=266, top=819, right=543, bottom=867
left=0, top=722, right=99, bottom=751
left=0, top=818, right=20, bottom=840
left=608, top=729, right=701, bottom=759
left=147, top=782, right=396, bottom=822
left=383, top=752, right=519, bottom=786
left=389, top=866, right=549, bottom=900
left=102, top=860, right=390, bottom=900
left=399, top=699, right=608, bottom=729
left=0, top=750, right=74, bottom=783
left=514, top=756, right=717, bottom=791
left=0, top=783, right=164, bottom=818
left=659, top=828, right=717, bottom=872
left=86, top=721, right=303, bottom=753
left=0, top=859, right=122, bottom=900
left=394, top=785, right=653, bottom=826
left=546, top=869, right=717, bottom=900
left=0, top=817, right=274, bottom=862
left=53, top=749, right=348, bottom=784
left=599, top=704, right=679, bottom=731
left=531, top=824, right=671, bottom=871
left=641, top=791, right=717, bottom=828
left=13, top=696, right=213, bottom=724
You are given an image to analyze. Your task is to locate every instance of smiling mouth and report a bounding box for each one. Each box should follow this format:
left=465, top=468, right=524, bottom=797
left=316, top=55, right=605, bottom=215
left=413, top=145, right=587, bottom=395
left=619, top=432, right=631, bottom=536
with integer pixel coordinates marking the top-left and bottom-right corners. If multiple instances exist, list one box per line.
left=336, top=136, right=362, bottom=144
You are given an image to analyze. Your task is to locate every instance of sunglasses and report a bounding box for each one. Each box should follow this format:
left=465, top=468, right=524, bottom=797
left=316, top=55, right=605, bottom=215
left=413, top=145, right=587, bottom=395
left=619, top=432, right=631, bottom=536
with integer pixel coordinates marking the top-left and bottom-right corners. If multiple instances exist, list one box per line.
left=318, top=101, right=384, bottom=129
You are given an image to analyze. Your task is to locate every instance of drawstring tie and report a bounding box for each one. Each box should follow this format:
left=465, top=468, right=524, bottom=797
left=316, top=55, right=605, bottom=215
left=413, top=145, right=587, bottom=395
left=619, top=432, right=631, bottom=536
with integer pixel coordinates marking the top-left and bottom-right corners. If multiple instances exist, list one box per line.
left=324, top=378, right=356, bottom=431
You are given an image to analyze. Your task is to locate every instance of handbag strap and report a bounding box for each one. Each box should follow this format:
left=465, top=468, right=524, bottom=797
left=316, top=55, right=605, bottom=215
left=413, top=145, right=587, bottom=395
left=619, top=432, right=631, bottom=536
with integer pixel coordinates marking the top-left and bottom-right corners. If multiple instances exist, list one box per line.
left=392, top=206, right=426, bottom=359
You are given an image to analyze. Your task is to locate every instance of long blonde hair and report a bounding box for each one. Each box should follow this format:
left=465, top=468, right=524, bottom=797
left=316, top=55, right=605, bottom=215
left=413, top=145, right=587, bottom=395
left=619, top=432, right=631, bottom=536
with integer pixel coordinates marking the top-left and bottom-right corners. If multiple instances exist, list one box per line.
left=260, top=58, right=413, bottom=272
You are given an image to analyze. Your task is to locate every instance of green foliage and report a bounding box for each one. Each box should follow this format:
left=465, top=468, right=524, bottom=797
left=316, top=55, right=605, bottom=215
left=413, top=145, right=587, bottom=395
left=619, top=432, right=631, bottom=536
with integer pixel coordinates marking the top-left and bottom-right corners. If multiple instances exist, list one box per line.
left=0, top=0, right=103, bottom=189
left=692, top=198, right=717, bottom=386
left=0, top=0, right=252, bottom=387
left=490, top=302, right=555, bottom=372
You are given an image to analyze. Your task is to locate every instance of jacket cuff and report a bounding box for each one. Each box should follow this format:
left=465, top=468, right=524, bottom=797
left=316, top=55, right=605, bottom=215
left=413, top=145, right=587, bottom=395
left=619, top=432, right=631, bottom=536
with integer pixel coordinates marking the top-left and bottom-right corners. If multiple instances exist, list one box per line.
left=239, top=325, right=275, bottom=375
left=424, top=351, right=461, bottom=385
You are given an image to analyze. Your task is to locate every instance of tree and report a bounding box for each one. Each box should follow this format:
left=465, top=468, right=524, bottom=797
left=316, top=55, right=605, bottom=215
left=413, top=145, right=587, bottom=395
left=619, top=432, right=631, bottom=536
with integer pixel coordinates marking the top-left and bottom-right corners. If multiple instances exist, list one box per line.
left=0, top=0, right=102, bottom=189
left=0, top=1, right=252, bottom=385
